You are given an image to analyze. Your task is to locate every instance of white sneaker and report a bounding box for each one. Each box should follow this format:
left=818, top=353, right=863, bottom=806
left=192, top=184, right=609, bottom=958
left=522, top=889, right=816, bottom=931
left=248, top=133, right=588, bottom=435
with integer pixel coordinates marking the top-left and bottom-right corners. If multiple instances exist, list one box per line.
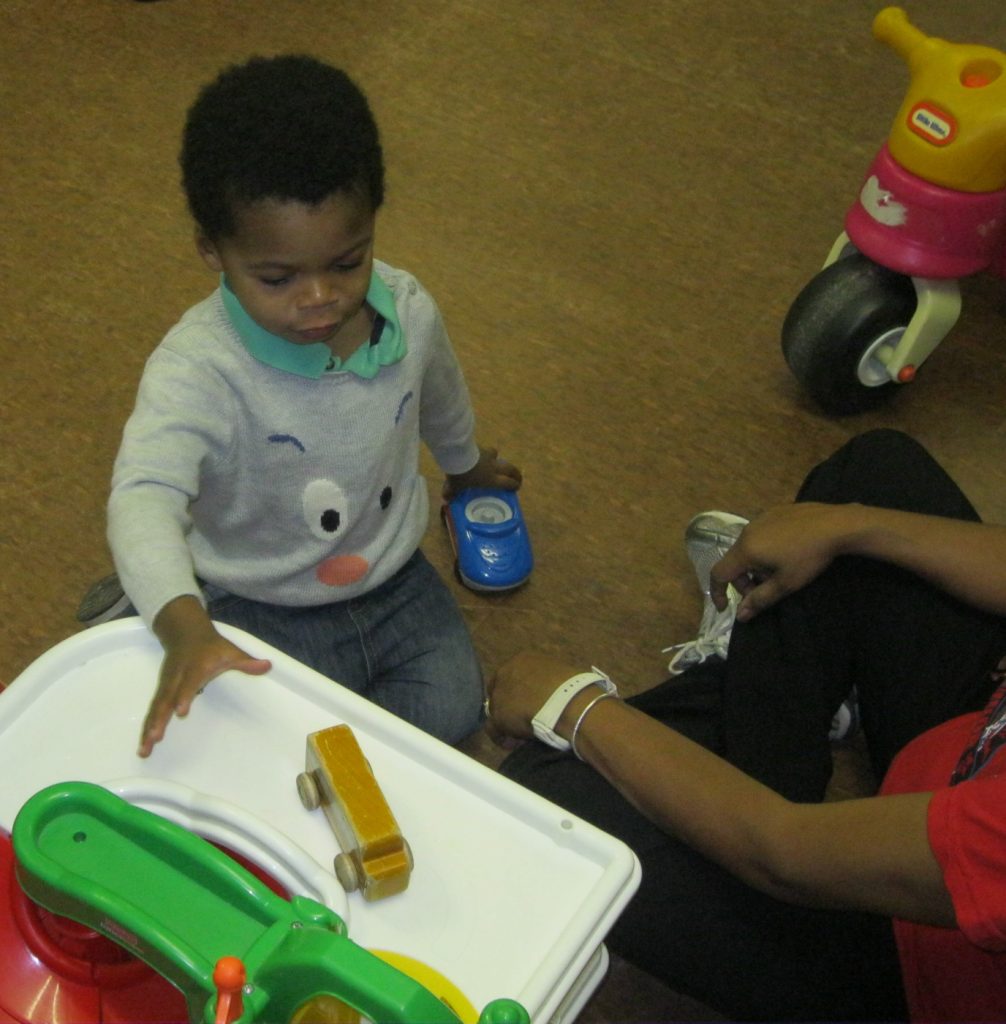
left=829, top=689, right=860, bottom=743
left=664, top=511, right=749, bottom=675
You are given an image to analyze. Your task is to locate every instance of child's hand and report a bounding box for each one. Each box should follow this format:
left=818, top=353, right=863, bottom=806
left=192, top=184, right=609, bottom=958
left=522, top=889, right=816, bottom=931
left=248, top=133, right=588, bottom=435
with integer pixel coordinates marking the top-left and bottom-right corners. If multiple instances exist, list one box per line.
left=443, top=446, right=522, bottom=500
left=139, top=595, right=271, bottom=757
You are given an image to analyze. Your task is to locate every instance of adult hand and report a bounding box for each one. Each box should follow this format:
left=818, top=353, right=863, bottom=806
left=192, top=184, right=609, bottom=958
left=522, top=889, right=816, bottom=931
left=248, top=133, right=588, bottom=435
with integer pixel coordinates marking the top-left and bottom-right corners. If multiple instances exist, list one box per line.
left=485, top=650, right=582, bottom=747
left=139, top=595, right=271, bottom=757
left=710, top=502, right=858, bottom=622
left=443, top=446, right=522, bottom=500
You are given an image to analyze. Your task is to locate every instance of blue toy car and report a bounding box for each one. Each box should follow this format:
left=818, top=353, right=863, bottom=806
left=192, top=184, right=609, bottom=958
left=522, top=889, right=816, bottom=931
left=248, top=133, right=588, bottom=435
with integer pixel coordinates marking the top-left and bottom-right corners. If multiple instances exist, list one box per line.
left=442, top=488, right=533, bottom=592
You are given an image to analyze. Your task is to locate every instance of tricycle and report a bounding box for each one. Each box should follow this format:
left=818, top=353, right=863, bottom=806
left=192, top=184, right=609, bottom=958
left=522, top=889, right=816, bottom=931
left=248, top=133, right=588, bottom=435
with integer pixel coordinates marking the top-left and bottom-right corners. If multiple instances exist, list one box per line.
left=782, top=7, right=1006, bottom=414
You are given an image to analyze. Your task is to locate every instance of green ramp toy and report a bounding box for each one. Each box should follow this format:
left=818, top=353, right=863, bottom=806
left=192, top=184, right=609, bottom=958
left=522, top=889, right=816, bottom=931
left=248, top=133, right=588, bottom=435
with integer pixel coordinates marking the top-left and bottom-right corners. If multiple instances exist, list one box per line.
left=12, top=781, right=529, bottom=1024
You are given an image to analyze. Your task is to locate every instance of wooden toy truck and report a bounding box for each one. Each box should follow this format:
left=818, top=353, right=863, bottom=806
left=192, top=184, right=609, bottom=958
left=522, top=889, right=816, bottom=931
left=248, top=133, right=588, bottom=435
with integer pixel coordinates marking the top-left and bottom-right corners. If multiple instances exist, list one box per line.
left=296, top=724, right=413, bottom=901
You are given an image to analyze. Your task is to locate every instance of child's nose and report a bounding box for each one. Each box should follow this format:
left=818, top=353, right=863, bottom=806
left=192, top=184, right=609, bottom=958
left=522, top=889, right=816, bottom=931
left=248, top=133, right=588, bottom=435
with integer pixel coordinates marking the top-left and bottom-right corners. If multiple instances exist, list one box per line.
left=299, top=275, right=341, bottom=309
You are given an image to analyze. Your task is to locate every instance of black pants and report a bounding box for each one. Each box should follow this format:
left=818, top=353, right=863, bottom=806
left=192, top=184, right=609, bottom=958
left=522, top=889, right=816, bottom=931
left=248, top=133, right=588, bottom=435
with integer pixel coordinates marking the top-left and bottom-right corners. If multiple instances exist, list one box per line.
left=501, top=430, right=1006, bottom=1022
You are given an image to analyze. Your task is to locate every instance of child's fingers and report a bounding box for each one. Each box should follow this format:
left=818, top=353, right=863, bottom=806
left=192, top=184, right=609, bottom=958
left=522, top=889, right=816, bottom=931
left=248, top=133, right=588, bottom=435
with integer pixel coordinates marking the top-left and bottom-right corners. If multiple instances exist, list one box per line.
left=494, top=460, right=523, bottom=488
left=138, top=703, right=171, bottom=757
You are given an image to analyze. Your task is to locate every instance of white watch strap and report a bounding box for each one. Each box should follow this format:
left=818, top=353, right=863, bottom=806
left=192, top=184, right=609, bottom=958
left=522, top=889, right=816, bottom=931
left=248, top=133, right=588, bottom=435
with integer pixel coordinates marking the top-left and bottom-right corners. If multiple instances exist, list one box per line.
left=531, top=667, right=617, bottom=751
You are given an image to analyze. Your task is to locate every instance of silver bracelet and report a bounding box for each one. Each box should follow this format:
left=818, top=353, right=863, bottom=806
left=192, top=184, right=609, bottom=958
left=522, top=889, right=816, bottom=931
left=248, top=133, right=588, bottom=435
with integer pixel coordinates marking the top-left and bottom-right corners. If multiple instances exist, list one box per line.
left=570, top=691, right=617, bottom=761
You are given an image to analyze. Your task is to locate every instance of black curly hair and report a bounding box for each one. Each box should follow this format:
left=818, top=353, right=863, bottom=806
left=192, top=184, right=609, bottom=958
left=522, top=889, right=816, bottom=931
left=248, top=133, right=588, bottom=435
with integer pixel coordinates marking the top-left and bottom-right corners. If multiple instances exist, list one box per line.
left=180, top=55, right=385, bottom=240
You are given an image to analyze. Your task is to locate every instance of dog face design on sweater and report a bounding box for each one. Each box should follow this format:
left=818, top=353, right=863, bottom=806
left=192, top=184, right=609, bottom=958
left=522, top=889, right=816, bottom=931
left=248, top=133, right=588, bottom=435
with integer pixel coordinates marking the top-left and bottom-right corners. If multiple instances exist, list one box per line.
left=270, top=419, right=407, bottom=589
left=301, top=476, right=393, bottom=586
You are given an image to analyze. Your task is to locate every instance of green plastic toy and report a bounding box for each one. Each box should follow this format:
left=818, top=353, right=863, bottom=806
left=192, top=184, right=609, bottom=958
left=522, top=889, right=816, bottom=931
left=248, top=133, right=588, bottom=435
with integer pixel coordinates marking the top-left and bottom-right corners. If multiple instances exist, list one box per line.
left=12, top=781, right=529, bottom=1024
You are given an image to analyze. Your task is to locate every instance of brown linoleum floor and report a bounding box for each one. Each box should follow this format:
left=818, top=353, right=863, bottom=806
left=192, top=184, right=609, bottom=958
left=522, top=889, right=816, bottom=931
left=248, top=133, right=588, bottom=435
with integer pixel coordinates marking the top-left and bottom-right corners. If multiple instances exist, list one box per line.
left=2, top=2, right=1005, bottom=1019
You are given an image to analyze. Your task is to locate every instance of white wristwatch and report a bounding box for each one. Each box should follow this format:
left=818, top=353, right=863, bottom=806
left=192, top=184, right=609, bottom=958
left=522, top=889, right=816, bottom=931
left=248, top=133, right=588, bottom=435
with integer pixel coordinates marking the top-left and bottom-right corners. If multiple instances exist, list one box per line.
left=531, top=667, right=618, bottom=751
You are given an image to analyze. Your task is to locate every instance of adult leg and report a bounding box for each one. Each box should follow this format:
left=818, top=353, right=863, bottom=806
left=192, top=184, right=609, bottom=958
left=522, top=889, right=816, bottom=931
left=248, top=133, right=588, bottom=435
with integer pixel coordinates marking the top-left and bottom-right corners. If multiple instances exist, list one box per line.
left=502, top=654, right=907, bottom=1019
left=501, top=687, right=906, bottom=1022
left=720, top=429, right=1006, bottom=794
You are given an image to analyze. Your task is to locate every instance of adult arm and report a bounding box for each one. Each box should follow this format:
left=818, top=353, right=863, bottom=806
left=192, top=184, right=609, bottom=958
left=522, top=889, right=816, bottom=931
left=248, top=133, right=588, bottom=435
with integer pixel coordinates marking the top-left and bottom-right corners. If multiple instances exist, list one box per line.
left=488, top=652, right=956, bottom=928
left=713, top=502, right=1006, bottom=622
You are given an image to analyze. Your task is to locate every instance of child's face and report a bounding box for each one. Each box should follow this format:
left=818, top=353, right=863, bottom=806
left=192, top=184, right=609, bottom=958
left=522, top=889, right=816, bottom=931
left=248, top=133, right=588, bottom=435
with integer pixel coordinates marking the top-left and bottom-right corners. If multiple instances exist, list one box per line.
left=197, top=191, right=376, bottom=351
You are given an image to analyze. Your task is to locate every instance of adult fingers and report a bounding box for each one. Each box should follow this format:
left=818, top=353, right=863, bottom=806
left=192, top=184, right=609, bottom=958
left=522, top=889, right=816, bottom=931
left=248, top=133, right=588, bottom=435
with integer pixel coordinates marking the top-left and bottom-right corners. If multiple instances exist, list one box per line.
left=736, top=575, right=790, bottom=621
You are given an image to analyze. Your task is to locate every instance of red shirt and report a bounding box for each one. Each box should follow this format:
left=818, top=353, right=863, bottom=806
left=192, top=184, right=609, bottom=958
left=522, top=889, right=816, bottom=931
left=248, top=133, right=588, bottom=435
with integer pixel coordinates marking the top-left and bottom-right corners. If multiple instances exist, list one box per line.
left=882, top=698, right=1006, bottom=1021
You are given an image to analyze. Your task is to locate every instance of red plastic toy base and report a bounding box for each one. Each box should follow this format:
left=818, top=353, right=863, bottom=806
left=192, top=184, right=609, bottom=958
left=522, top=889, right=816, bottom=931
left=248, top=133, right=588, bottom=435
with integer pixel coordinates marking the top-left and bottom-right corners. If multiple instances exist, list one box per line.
left=0, top=829, right=187, bottom=1023
left=0, top=828, right=291, bottom=1023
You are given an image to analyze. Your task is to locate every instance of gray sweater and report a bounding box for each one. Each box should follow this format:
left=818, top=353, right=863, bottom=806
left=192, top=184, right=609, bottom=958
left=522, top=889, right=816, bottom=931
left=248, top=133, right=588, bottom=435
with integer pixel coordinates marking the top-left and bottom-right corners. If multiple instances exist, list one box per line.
left=108, top=260, right=480, bottom=626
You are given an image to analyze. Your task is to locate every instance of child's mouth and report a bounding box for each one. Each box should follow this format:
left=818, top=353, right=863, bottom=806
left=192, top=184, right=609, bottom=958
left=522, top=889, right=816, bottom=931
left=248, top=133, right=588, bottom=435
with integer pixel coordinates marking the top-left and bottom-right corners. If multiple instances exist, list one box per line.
left=297, top=323, right=338, bottom=342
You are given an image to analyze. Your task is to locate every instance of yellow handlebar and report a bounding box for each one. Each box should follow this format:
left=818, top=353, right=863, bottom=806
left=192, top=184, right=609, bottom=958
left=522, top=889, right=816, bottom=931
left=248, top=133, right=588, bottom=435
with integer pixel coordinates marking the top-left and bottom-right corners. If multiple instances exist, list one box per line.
left=873, top=7, right=929, bottom=62
left=871, top=6, right=1006, bottom=192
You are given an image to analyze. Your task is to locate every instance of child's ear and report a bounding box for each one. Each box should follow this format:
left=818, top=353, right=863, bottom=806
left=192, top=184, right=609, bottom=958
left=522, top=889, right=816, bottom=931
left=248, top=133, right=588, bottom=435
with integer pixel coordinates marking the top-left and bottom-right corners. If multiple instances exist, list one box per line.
left=195, top=230, right=223, bottom=273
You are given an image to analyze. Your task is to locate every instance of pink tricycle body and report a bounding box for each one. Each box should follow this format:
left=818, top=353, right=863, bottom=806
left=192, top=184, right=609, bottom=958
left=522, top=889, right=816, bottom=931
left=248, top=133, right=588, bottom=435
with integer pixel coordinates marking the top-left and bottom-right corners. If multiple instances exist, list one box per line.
left=846, top=144, right=1006, bottom=280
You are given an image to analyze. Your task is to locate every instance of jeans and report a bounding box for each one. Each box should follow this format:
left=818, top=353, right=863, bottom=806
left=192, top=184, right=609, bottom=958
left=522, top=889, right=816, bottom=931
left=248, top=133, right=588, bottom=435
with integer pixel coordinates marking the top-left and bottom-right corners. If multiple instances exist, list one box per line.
left=203, top=549, right=483, bottom=745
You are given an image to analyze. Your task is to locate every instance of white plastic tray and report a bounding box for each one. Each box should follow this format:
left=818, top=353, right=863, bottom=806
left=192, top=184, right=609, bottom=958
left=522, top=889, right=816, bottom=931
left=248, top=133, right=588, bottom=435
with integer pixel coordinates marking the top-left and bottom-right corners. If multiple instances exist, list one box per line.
left=0, top=619, right=640, bottom=1023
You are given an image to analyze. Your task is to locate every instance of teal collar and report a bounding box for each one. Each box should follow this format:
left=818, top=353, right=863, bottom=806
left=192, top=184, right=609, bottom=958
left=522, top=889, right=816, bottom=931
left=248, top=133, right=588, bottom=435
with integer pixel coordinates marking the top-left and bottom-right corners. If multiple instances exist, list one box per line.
left=220, top=269, right=406, bottom=379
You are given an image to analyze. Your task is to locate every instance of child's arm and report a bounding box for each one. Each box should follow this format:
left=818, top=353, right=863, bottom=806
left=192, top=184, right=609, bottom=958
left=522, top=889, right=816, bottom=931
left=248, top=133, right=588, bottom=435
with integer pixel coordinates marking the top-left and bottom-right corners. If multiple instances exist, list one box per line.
left=403, top=274, right=522, bottom=501
left=443, top=446, right=522, bottom=499
left=108, top=341, right=273, bottom=757
left=137, top=595, right=271, bottom=758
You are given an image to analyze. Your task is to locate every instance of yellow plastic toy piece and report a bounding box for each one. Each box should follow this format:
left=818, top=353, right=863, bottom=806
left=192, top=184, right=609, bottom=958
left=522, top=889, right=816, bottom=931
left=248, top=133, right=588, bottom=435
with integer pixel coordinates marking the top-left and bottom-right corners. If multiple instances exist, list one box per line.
left=874, top=7, right=1006, bottom=192
left=288, top=951, right=478, bottom=1024
left=288, top=993, right=361, bottom=1024
left=297, top=724, right=413, bottom=901
left=372, top=951, right=479, bottom=1024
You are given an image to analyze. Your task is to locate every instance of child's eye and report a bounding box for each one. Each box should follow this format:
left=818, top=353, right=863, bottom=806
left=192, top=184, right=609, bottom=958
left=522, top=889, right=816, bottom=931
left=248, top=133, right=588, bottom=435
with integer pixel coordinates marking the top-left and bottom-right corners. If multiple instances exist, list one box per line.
left=260, top=276, right=291, bottom=287
left=333, top=260, right=363, bottom=274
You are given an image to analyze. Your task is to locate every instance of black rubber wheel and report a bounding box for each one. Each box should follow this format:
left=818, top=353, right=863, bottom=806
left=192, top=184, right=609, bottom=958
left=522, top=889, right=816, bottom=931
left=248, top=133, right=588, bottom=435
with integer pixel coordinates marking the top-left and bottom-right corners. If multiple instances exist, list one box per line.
left=781, top=253, right=917, bottom=415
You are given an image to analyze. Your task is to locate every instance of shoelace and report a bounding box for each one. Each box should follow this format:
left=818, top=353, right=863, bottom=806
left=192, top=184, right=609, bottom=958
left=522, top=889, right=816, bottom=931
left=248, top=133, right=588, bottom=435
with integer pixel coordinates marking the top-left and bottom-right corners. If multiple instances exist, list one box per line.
left=663, top=589, right=740, bottom=674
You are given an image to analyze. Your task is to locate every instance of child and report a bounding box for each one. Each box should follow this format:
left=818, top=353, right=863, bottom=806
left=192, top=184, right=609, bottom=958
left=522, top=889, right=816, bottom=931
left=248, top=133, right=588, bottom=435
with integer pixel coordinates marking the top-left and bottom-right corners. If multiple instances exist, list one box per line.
left=89, top=55, right=521, bottom=757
